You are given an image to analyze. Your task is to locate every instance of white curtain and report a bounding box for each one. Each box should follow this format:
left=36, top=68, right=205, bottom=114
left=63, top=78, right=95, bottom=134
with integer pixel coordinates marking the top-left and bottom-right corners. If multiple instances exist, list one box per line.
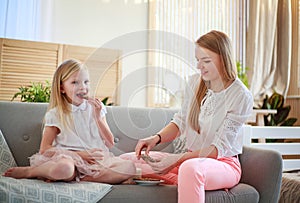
left=0, top=0, right=53, bottom=41
left=149, top=0, right=246, bottom=107
left=246, top=0, right=292, bottom=106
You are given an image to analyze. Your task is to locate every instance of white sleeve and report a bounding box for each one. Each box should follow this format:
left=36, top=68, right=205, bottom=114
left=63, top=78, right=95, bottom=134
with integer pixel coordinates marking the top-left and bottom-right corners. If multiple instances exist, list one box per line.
left=44, top=109, right=62, bottom=131
left=212, top=89, right=253, bottom=157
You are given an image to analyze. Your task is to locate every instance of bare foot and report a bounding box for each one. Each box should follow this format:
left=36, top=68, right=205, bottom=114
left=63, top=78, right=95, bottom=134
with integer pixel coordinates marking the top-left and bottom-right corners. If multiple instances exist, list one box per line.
left=3, top=167, right=32, bottom=179
left=121, top=178, right=135, bottom=185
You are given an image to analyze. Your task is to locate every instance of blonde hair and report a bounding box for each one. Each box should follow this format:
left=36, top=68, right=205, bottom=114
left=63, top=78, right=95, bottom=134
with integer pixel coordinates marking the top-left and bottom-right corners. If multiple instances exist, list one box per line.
left=48, top=59, right=86, bottom=127
left=188, top=30, right=237, bottom=132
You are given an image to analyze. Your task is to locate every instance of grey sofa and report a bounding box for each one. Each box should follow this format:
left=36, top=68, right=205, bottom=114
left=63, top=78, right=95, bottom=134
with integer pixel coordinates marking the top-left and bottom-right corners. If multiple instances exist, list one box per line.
left=0, top=101, right=282, bottom=203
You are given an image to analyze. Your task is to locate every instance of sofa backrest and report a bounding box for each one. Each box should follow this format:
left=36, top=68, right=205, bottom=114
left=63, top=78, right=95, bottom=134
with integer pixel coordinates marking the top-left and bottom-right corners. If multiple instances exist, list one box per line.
left=106, top=106, right=177, bottom=156
left=0, top=101, right=47, bottom=166
left=0, top=101, right=177, bottom=166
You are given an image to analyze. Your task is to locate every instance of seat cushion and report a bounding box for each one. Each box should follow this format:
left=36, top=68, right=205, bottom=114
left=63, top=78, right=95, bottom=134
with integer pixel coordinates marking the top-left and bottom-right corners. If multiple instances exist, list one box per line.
left=99, top=185, right=177, bottom=203
left=99, top=183, right=258, bottom=203
left=206, top=183, right=259, bottom=203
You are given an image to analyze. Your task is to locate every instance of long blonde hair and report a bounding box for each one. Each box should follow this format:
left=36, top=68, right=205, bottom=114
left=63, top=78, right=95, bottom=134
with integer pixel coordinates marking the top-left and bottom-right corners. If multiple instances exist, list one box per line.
left=188, top=30, right=237, bottom=132
left=48, top=59, right=86, bottom=127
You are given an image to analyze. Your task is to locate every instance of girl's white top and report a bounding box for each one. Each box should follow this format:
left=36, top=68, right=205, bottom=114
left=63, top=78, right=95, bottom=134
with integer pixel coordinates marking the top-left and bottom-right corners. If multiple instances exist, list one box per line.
left=44, top=100, right=109, bottom=152
left=172, top=74, right=253, bottom=158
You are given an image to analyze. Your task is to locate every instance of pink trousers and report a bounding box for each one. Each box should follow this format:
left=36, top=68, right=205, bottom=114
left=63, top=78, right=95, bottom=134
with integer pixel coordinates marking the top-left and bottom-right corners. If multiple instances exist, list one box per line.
left=120, top=152, right=241, bottom=203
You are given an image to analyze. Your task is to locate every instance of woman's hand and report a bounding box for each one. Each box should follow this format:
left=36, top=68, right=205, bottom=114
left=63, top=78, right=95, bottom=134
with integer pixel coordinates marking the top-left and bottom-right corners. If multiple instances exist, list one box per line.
left=147, top=153, right=183, bottom=174
left=76, top=149, right=104, bottom=164
left=135, top=135, right=160, bottom=159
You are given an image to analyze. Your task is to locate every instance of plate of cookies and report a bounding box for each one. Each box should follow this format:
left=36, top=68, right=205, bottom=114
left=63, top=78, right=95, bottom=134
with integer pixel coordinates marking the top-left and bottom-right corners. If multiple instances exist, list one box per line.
left=133, top=178, right=164, bottom=186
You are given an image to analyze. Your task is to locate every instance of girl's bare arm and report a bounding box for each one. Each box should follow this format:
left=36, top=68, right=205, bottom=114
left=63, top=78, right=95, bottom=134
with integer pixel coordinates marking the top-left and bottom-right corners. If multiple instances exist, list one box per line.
left=39, top=126, right=59, bottom=154
left=95, top=116, right=114, bottom=148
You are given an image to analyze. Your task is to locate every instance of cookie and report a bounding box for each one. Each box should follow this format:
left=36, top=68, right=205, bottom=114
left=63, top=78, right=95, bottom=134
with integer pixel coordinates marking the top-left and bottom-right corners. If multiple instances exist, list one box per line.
left=141, top=154, right=157, bottom=163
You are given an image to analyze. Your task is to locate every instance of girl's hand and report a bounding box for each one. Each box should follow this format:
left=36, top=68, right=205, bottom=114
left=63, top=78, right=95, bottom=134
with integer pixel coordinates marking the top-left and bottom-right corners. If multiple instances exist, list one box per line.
left=76, top=149, right=104, bottom=164
left=87, top=97, right=102, bottom=117
left=135, top=135, right=160, bottom=159
left=147, top=153, right=182, bottom=174
left=87, top=97, right=114, bottom=148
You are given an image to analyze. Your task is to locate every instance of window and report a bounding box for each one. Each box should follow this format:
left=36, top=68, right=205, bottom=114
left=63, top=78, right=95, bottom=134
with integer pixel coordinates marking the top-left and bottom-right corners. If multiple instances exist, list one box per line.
left=0, top=0, right=52, bottom=41
left=148, top=0, right=247, bottom=107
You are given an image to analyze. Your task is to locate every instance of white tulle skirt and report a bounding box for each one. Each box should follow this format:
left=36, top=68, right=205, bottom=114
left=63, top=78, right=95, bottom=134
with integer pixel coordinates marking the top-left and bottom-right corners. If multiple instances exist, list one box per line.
left=29, top=148, right=115, bottom=181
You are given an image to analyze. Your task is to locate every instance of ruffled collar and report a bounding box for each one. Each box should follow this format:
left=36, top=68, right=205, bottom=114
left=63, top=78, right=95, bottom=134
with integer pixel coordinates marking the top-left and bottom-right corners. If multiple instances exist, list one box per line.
left=70, top=100, right=87, bottom=112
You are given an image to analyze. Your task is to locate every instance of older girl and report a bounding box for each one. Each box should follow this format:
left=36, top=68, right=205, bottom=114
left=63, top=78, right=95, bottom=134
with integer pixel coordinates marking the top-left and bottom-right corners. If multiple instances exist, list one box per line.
left=122, top=30, right=253, bottom=203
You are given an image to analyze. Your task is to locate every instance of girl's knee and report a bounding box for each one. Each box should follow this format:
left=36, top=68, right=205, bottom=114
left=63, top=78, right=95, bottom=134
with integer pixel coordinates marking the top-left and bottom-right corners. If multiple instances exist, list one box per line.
left=50, top=159, right=75, bottom=180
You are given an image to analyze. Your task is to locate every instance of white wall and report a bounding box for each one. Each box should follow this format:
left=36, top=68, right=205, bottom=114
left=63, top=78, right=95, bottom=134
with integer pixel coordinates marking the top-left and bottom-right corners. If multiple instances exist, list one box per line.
left=47, top=0, right=149, bottom=107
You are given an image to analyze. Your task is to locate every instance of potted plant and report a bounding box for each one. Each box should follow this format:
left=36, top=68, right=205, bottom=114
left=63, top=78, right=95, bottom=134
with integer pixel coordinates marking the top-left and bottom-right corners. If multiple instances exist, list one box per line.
left=11, top=81, right=51, bottom=103
left=261, top=92, right=297, bottom=126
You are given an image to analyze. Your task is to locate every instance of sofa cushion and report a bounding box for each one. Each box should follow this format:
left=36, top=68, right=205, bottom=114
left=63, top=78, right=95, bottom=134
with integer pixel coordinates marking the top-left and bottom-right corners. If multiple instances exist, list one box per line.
left=0, top=177, right=112, bottom=203
left=99, top=184, right=177, bottom=203
left=105, top=106, right=177, bottom=155
left=205, top=183, right=259, bottom=203
left=0, top=130, right=17, bottom=174
left=98, top=183, right=259, bottom=203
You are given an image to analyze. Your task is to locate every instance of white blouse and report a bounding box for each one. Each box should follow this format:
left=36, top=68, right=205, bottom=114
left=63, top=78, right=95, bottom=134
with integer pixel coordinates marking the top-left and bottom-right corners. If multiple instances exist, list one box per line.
left=172, top=74, right=253, bottom=158
left=44, top=100, right=109, bottom=152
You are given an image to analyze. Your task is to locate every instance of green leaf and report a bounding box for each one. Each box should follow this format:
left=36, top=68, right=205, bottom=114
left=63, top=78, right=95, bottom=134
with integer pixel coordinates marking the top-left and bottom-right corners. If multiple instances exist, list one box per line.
left=101, top=97, right=109, bottom=105
left=268, top=92, right=284, bottom=109
left=262, top=95, right=269, bottom=109
left=273, top=106, right=291, bottom=125
left=280, top=118, right=298, bottom=126
left=236, top=61, right=249, bottom=88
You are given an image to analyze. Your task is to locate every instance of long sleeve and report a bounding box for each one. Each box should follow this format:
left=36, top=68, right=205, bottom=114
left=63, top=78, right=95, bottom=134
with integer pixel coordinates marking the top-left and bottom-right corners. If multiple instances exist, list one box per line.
left=211, top=88, right=253, bottom=157
left=187, top=78, right=253, bottom=156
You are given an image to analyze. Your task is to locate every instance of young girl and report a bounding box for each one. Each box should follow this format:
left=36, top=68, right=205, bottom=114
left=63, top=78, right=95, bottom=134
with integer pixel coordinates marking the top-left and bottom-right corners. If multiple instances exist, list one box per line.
left=4, top=59, right=136, bottom=184
left=121, top=30, right=253, bottom=202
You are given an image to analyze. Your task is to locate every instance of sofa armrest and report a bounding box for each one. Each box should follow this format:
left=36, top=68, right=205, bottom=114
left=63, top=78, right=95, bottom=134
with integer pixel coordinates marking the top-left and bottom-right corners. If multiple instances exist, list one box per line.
left=239, top=146, right=282, bottom=203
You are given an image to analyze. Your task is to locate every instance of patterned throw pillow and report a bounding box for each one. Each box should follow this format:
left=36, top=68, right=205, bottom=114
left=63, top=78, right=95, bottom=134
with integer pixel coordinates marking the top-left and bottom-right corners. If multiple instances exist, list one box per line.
left=0, top=177, right=112, bottom=203
left=0, top=129, right=112, bottom=203
left=0, top=130, right=17, bottom=174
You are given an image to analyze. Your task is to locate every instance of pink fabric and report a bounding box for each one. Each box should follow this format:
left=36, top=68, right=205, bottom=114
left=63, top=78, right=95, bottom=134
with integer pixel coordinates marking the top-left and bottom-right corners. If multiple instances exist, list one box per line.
left=120, top=152, right=179, bottom=184
left=178, top=156, right=241, bottom=203
left=120, top=152, right=241, bottom=203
